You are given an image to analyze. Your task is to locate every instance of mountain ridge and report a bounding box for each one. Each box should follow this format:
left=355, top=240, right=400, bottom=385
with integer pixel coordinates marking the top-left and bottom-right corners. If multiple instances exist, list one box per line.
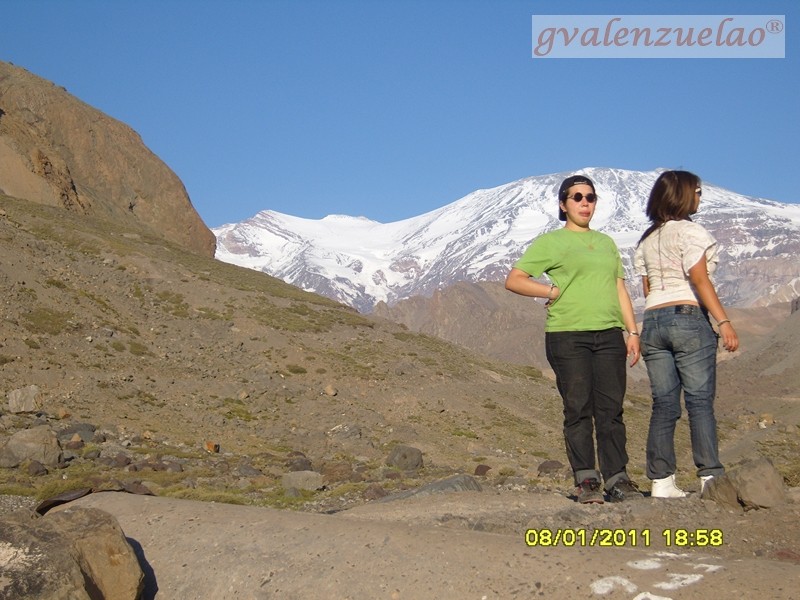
left=214, top=167, right=800, bottom=312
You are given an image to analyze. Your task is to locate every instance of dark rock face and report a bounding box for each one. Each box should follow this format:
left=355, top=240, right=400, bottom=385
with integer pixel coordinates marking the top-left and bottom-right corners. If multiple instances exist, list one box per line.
left=0, top=61, right=215, bottom=257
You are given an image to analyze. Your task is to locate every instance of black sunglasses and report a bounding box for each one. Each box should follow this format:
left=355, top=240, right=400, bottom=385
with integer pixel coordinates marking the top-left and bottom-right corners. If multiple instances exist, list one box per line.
left=567, top=192, right=597, bottom=203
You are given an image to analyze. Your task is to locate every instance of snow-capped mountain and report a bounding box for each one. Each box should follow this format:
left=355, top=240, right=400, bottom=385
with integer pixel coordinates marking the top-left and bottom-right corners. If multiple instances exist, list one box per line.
left=214, top=167, right=800, bottom=313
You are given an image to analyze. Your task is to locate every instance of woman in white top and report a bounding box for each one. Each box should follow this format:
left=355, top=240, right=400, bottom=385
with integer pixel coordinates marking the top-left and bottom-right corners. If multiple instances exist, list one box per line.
left=633, top=170, right=738, bottom=498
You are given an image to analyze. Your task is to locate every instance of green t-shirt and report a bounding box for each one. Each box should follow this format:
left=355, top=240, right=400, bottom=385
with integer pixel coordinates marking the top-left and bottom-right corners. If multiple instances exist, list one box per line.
left=513, top=228, right=625, bottom=332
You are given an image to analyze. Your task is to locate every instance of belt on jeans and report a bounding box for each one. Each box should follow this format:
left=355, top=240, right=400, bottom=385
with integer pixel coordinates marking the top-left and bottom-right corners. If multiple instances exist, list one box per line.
left=670, top=304, right=706, bottom=316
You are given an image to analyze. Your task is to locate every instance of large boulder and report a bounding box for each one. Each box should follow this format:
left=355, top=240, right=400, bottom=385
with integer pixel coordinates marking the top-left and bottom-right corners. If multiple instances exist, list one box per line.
left=0, top=425, right=62, bottom=468
left=0, top=506, right=144, bottom=599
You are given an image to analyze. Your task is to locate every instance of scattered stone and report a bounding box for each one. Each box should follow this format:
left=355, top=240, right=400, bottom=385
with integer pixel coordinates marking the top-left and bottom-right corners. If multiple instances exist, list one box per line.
left=411, top=474, right=482, bottom=495
left=702, top=475, right=740, bottom=509
left=56, top=422, right=97, bottom=443
left=327, top=423, right=361, bottom=439
left=1, top=426, right=62, bottom=468
left=363, top=483, right=388, bottom=500
left=282, top=470, right=324, bottom=491
left=474, top=464, right=491, bottom=477
left=537, top=460, right=565, bottom=476
left=113, top=453, right=132, bottom=468
left=7, top=385, right=41, bottom=413
left=64, top=439, right=85, bottom=451
left=321, top=460, right=360, bottom=484
left=118, top=481, right=156, bottom=496
left=378, top=474, right=483, bottom=504
left=286, top=456, right=313, bottom=472
left=27, top=459, right=48, bottom=476
left=727, top=456, right=787, bottom=509
left=205, top=441, right=220, bottom=453
left=386, top=445, right=423, bottom=470
left=236, top=463, right=262, bottom=477
left=324, top=384, right=338, bottom=396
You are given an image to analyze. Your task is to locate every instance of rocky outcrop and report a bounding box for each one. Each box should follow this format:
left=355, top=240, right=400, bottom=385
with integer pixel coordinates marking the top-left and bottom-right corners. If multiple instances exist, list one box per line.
left=0, top=506, right=144, bottom=599
left=0, top=61, right=215, bottom=257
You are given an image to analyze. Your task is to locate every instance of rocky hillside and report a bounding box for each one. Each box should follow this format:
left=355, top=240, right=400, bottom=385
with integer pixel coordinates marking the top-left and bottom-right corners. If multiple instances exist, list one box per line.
left=0, top=194, right=573, bottom=507
left=0, top=61, right=215, bottom=257
left=2, top=193, right=800, bottom=598
left=2, top=193, right=799, bottom=504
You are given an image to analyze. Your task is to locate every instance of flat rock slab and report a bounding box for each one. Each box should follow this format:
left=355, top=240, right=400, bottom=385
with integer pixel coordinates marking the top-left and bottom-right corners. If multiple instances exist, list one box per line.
left=62, top=493, right=800, bottom=599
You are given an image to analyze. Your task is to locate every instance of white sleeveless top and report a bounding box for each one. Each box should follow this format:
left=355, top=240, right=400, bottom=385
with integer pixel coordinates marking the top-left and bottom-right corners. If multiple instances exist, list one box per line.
left=633, top=220, right=718, bottom=310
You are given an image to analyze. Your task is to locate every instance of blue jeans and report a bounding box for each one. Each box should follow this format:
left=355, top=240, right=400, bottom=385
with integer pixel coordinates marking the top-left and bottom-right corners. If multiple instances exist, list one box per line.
left=641, top=305, right=725, bottom=480
left=545, top=328, right=631, bottom=489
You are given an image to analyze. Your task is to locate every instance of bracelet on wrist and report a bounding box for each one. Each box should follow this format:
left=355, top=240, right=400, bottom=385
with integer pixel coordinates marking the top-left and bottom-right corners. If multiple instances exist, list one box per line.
left=717, top=319, right=731, bottom=327
left=546, top=283, right=556, bottom=300
left=628, top=331, right=640, bottom=336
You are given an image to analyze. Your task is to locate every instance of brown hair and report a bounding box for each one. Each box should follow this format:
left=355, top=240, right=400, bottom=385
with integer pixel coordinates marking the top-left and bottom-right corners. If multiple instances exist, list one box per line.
left=638, top=170, right=701, bottom=243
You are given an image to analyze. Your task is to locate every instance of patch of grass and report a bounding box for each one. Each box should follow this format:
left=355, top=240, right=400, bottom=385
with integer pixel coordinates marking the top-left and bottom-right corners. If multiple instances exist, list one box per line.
left=79, top=290, right=118, bottom=315
left=161, top=488, right=250, bottom=504
left=22, top=307, right=74, bottom=335
left=33, top=473, right=104, bottom=501
left=249, top=302, right=324, bottom=333
left=0, top=355, right=15, bottom=366
left=93, top=343, right=113, bottom=356
left=18, top=287, right=37, bottom=301
left=318, top=349, right=379, bottom=379
left=24, top=338, right=41, bottom=349
left=451, top=428, right=479, bottom=439
left=222, top=398, right=255, bottom=421
left=197, top=306, right=230, bottom=320
left=149, top=289, right=190, bottom=317
left=118, top=390, right=166, bottom=408
left=488, top=406, right=541, bottom=439
left=286, top=364, right=307, bottom=375
left=45, top=278, right=67, bottom=289
left=323, top=481, right=368, bottom=498
left=128, top=341, right=153, bottom=357
left=252, top=487, right=315, bottom=509
left=757, top=436, right=800, bottom=487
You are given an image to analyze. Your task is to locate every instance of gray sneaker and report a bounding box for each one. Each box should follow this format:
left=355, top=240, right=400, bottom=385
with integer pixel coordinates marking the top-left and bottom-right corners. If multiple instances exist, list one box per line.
left=575, top=478, right=604, bottom=504
left=607, top=479, right=645, bottom=502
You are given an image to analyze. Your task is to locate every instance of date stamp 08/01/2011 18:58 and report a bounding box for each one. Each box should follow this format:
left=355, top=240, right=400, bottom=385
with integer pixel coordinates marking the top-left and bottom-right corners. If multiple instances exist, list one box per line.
left=524, top=528, right=724, bottom=548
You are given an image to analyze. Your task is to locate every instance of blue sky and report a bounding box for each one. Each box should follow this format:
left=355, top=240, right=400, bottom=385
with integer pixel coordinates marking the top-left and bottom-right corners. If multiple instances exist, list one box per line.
left=2, top=0, right=796, bottom=227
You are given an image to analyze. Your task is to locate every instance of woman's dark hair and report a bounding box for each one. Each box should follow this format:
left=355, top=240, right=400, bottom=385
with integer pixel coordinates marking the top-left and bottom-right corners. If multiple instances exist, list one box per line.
left=638, top=170, right=701, bottom=244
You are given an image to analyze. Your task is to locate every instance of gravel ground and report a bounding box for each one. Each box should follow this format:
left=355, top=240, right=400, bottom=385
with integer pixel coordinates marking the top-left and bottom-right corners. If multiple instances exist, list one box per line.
left=0, top=494, right=38, bottom=516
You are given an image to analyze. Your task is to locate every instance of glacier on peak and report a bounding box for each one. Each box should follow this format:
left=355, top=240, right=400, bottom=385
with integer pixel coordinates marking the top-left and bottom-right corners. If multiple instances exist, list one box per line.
left=214, top=167, right=800, bottom=313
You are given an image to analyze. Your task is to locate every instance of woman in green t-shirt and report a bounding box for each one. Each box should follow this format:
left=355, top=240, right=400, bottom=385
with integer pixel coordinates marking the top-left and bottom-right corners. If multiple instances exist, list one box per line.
left=505, top=174, right=642, bottom=504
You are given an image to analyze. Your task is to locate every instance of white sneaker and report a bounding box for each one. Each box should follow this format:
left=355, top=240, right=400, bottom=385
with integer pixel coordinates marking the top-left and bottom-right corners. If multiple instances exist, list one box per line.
left=651, top=474, right=688, bottom=498
left=699, top=475, right=714, bottom=494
